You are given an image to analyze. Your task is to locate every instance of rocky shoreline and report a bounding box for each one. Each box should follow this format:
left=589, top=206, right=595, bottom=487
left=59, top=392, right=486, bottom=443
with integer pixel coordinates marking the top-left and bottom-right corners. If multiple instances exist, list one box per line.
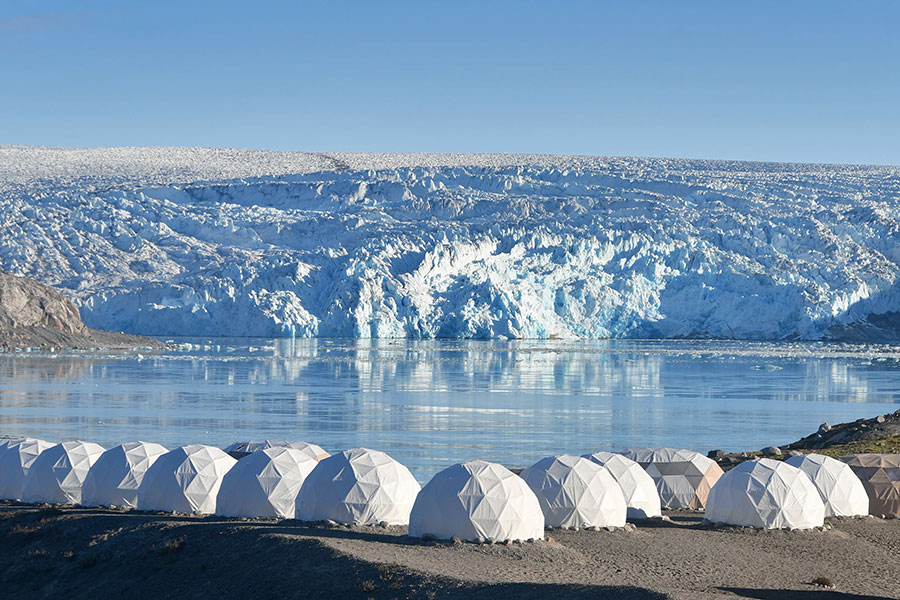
left=0, top=270, right=164, bottom=350
left=709, top=409, right=900, bottom=469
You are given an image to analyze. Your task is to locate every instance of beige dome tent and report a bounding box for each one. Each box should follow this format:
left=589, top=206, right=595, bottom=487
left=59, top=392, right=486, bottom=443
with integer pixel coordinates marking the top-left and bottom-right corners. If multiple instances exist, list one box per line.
left=409, top=460, right=544, bottom=542
left=295, top=448, right=420, bottom=525
left=22, top=441, right=106, bottom=505
left=0, top=438, right=54, bottom=500
left=216, top=447, right=322, bottom=519
left=520, top=455, right=626, bottom=528
left=583, top=451, right=661, bottom=519
left=705, top=459, right=825, bottom=529
left=839, top=454, right=900, bottom=516
left=619, top=448, right=723, bottom=509
left=81, top=441, right=169, bottom=509
left=138, top=445, right=236, bottom=514
left=785, top=453, right=868, bottom=517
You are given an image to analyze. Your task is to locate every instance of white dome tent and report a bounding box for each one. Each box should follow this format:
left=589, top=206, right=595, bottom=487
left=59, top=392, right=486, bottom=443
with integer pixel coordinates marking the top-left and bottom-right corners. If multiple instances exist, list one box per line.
left=409, top=460, right=544, bottom=542
left=705, top=459, right=825, bottom=529
left=619, top=448, right=723, bottom=509
left=223, top=440, right=329, bottom=461
left=286, top=441, right=330, bottom=462
left=0, top=438, right=55, bottom=500
left=295, top=448, right=420, bottom=525
left=22, top=441, right=106, bottom=505
left=81, top=441, right=169, bottom=509
left=520, top=455, right=626, bottom=528
left=138, top=445, right=236, bottom=514
left=785, top=453, right=868, bottom=517
left=216, top=447, right=321, bottom=519
left=583, top=451, right=662, bottom=519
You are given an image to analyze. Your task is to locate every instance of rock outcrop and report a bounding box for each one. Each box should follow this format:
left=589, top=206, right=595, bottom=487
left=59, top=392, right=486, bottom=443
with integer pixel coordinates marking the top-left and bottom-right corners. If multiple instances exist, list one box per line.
left=785, top=411, right=900, bottom=451
left=0, top=270, right=163, bottom=349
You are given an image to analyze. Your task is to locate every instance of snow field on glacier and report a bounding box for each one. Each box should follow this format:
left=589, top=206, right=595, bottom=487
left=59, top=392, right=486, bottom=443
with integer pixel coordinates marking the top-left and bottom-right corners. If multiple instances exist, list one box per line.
left=2, top=145, right=900, bottom=340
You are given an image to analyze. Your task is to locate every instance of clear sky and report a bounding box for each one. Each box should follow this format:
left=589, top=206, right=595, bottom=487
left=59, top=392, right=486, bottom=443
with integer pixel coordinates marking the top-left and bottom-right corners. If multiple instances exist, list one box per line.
left=2, top=1, right=898, bottom=165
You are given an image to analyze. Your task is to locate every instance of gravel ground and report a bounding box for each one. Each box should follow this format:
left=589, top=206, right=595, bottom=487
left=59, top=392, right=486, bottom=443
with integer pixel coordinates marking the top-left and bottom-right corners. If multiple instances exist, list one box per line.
left=1, top=502, right=896, bottom=600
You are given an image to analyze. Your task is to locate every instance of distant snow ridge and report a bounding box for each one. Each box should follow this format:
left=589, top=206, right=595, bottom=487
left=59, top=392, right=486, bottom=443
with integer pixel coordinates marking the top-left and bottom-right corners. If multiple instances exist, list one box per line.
left=2, top=146, right=900, bottom=341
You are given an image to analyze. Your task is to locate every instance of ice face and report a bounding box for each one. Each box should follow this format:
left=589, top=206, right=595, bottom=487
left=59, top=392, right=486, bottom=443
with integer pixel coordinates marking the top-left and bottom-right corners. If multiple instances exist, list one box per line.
left=2, top=146, right=900, bottom=340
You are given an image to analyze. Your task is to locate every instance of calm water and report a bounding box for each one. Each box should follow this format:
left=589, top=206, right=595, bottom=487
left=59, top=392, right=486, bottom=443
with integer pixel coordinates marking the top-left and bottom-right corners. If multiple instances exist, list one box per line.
left=1, top=338, right=899, bottom=482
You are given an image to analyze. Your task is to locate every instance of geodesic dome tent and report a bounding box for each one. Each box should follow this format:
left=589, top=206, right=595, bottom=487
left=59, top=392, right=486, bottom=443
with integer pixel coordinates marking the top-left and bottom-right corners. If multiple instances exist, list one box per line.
left=22, top=441, right=106, bottom=505
left=0, top=438, right=55, bottom=500
left=295, top=448, right=420, bottom=525
left=705, top=458, right=825, bottom=529
left=839, top=453, right=900, bottom=516
left=520, top=454, right=626, bottom=528
left=138, top=444, right=236, bottom=514
left=619, top=447, right=723, bottom=509
left=409, top=460, right=544, bottom=542
left=224, top=440, right=330, bottom=461
left=216, top=447, right=321, bottom=519
left=583, top=451, right=662, bottom=519
left=81, top=441, right=169, bottom=509
left=785, top=453, right=868, bottom=517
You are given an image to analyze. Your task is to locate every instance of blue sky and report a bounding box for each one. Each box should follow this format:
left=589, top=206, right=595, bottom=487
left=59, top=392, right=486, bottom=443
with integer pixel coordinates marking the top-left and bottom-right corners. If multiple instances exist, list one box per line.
left=1, top=1, right=898, bottom=165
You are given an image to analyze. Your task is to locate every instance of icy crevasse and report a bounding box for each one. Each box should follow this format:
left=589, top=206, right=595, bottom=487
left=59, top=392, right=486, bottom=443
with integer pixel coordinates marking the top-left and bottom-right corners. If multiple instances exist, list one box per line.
left=2, top=146, right=900, bottom=340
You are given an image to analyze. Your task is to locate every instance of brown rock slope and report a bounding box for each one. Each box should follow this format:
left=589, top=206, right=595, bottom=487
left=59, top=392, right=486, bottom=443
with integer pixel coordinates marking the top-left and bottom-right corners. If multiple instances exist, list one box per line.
left=0, top=270, right=163, bottom=349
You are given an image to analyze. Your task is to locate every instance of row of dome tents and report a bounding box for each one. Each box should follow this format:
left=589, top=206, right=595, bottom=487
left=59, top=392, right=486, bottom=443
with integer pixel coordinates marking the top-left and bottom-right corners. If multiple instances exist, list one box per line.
left=0, top=437, right=896, bottom=539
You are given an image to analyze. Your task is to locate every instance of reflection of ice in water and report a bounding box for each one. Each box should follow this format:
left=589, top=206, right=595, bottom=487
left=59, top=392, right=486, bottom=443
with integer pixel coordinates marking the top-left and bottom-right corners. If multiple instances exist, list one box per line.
left=1, top=338, right=899, bottom=482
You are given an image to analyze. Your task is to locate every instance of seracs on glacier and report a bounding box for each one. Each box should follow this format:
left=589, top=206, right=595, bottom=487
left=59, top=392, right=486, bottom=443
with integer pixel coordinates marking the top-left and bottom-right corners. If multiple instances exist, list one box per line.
left=2, top=145, right=900, bottom=341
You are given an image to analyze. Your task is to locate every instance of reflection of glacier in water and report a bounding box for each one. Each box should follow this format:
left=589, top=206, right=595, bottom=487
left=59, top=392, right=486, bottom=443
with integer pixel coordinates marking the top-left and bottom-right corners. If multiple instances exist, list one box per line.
left=1, top=338, right=899, bottom=481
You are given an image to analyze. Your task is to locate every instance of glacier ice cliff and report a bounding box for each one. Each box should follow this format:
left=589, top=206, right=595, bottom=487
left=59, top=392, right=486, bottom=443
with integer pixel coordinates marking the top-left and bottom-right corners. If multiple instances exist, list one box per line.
left=2, top=146, right=900, bottom=340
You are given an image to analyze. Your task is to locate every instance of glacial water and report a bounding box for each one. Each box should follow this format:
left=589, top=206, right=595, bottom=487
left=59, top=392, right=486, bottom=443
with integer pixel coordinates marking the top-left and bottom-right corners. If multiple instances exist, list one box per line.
left=1, top=338, right=899, bottom=482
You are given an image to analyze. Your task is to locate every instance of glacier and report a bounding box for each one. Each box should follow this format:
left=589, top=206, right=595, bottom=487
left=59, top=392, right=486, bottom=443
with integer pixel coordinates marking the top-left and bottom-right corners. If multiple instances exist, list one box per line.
left=2, top=145, right=900, bottom=341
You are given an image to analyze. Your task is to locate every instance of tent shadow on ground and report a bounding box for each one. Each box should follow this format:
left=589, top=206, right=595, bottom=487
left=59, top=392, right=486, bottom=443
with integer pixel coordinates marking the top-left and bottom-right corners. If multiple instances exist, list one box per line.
left=0, top=503, right=671, bottom=600
left=719, top=588, right=894, bottom=600
left=0, top=502, right=705, bottom=546
left=628, top=515, right=703, bottom=529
